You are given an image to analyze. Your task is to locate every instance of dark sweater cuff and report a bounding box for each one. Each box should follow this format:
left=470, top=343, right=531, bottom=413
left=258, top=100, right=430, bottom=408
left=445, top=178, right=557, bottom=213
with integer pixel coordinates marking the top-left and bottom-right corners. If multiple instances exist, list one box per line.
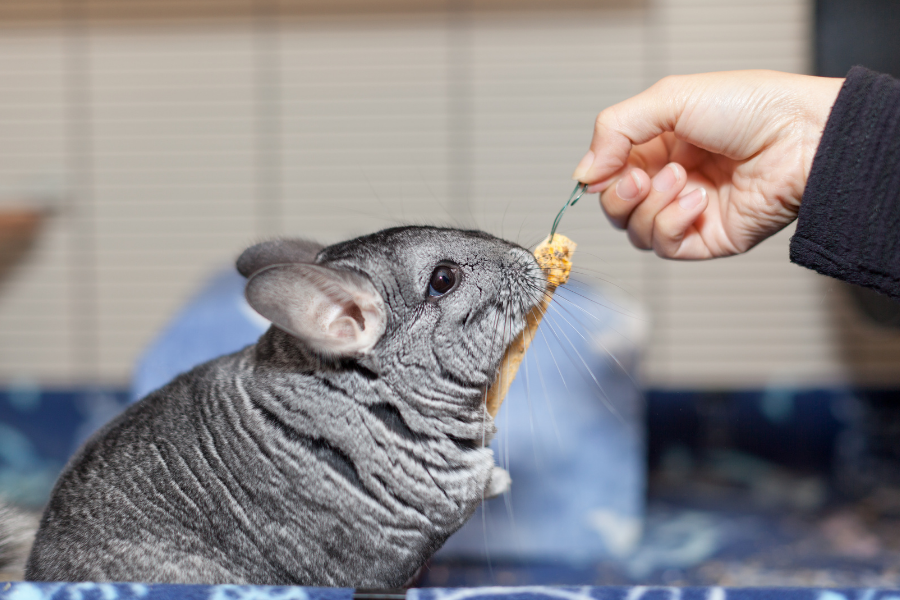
left=790, top=66, right=900, bottom=299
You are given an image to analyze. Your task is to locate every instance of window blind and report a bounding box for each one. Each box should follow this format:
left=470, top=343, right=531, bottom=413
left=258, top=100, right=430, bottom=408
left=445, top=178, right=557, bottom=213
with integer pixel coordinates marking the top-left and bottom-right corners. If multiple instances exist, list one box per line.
left=1, top=0, right=897, bottom=389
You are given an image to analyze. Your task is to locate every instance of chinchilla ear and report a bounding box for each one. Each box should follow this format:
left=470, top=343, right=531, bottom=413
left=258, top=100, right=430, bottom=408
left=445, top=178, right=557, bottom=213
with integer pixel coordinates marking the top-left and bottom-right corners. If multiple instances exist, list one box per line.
left=245, top=263, right=386, bottom=357
left=236, top=239, right=324, bottom=278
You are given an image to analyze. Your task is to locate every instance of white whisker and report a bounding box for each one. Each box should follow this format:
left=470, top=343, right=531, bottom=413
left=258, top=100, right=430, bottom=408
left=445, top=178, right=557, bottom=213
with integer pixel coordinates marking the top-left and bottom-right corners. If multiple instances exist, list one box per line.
left=541, top=309, right=625, bottom=424
left=523, top=346, right=543, bottom=467
left=555, top=285, right=644, bottom=320
left=545, top=296, right=639, bottom=388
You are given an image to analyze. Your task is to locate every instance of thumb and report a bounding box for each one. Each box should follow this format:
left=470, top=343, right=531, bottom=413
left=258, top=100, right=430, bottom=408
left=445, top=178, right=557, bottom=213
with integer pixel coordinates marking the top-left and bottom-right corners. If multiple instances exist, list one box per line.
left=572, top=76, right=687, bottom=185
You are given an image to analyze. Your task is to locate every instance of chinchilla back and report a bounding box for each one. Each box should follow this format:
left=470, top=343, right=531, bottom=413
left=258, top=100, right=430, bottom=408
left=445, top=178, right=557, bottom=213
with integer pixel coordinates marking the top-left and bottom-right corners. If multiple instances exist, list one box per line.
left=26, top=226, right=545, bottom=586
left=0, top=500, right=38, bottom=580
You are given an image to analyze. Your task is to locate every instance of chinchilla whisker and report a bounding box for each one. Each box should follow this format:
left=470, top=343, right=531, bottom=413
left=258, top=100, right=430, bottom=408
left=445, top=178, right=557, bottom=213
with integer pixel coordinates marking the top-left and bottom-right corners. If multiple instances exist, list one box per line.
left=524, top=234, right=547, bottom=252
left=500, top=195, right=516, bottom=241
left=503, top=469, right=516, bottom=533
left=552, top=289, right=639, bottom=324
left=567, top=250, right=644, bottom=283
left=336, top=207, right=406, bottom=225
left=359, top=167, right=395, bottom=218
left=414, top=167, right=470, bottom=230
left=522, top=350, right=543, bottom=468
left=504, top=351, right=511, bottom=473
left=567, top=265, right=624, bottom=277
left=516, top=215, right=528, bottom=247
left=554, top=285, right=644, bottom=320
left=552, top=292, right=643, bottom=355
left=562, top=250, right=631, bottom=271
left=531, top=331, right=562, bottom=446
left=498, top=303, right=510, bottom=464
left=481, top=502, right=494, bottom=581
left=568, top=271, right=641, bottom=297
left=589, top=330, right=641, bottom=391
left=546, top=304, right=601, bottom=358
left=535, top=312, right=569, bottom=393
left=550, top=293, right=640, bottom=389
left=481, top=397, right=489, bottom=450
left=516, top=280, right=549, bottom=310
left=533, top=314, right=574, bottom=447
left=541, top=313, right=624, bottom=424
left=482, top=308, right=505, bottom=448
left=546, top=291, right=621, bottom=344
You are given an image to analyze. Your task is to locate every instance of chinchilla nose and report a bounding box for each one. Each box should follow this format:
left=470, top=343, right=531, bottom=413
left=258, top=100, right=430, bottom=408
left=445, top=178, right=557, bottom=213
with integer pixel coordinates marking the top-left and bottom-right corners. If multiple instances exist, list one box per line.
left=507, top=245, right=537, bottom=268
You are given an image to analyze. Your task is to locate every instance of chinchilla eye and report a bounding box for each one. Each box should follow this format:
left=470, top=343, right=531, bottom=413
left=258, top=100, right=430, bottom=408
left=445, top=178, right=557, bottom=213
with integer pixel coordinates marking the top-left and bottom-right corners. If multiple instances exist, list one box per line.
left=428, top=264, right=458, bottom=297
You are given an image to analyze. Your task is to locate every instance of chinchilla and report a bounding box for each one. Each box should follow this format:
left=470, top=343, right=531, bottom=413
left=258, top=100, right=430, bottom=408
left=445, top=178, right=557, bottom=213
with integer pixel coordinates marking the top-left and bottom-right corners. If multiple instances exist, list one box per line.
left=23, top=226, right=545, bottom=586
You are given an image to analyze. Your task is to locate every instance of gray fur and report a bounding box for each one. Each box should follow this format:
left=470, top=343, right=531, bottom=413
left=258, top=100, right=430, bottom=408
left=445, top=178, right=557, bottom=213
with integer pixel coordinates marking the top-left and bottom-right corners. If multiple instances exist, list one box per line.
left=0, top=500, right=38, bottom=580
left=25, top=226, right=545, bottom=586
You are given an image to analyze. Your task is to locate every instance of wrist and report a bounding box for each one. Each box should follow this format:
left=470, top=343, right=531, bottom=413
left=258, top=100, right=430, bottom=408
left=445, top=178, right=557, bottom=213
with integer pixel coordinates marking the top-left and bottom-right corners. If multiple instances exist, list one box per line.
left=799, top=76, right=845, bottom=193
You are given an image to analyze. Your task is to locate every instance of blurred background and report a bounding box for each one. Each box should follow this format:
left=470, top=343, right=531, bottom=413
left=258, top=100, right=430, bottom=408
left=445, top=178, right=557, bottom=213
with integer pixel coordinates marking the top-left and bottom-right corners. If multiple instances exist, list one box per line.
left=2, top=0, right=900, bottom=587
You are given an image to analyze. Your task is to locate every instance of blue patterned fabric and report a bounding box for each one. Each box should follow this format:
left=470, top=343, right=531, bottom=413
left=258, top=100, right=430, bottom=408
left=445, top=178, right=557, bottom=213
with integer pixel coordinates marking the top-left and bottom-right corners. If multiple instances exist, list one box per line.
left=410, top=589, right=900, bottom=600
left=2, top=584, right=900, bottom=600
left=0, top=389, right=130, bottom=507
left=0, top=583, right=351, bottom=600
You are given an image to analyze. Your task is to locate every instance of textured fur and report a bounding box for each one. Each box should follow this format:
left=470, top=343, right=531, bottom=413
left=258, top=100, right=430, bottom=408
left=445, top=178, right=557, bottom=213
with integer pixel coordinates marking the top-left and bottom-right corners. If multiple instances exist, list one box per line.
left=24, top=226, right=545, bottom=586
left=0, top=500, right=38, bottom=580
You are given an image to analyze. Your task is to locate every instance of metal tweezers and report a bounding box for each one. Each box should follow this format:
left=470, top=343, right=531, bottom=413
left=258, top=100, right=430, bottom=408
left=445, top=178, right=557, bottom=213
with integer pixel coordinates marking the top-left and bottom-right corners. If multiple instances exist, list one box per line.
left=550, top=181, right=588, bottom=239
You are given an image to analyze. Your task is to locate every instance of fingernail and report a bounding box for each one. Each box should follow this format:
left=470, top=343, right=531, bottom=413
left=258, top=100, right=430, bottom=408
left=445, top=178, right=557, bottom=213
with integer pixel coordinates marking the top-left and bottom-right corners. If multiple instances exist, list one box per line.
left=615, top=171, right=642, bottom=201
left=652, top=163, right=679, bottom=192
left=571, top=150, right=595, bottom=181
left=678, top=187, right=706, bottom=210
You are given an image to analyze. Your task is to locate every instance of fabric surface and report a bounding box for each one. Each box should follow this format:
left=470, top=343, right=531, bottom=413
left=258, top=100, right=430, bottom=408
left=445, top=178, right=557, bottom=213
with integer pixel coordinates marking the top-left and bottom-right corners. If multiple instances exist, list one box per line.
left=791, top=66, right=900, bottom=299
left=0, top=583, right=350, bottom=600
left=1, top=583, right=900, bottom=600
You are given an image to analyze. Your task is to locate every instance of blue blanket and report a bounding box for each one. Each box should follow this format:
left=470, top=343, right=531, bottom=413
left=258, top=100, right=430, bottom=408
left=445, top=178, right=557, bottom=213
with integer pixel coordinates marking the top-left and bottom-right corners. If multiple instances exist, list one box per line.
left=2, top=583, right=899, bottom=600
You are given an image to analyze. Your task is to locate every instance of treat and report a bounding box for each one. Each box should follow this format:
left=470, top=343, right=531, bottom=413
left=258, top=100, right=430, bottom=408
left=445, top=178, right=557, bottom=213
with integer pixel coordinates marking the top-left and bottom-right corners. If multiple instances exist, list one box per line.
left=484, top=233, right=576, bottom=417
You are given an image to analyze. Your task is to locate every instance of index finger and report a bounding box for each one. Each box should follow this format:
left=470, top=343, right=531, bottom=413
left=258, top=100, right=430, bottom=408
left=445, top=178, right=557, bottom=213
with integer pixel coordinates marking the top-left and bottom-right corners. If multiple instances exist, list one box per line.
left=572, top=76, right=688, bottom=185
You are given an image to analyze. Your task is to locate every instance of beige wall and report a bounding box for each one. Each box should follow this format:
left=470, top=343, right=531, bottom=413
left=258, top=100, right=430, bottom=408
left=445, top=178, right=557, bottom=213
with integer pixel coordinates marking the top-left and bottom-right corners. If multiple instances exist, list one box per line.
left=1, top=0, right=898, bottom=389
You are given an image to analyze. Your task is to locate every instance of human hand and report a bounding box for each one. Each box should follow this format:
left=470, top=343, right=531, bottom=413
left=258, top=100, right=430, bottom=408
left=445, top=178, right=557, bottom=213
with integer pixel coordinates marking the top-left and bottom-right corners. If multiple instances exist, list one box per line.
left=571, top=70, right=844, bottom=259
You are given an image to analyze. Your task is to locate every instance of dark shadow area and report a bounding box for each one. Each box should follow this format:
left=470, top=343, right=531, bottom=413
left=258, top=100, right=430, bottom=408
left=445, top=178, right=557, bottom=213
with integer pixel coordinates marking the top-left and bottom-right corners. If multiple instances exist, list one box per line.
left=817, top=0, right=900, bottom=328
left=816, top=0, right=900, bottom=78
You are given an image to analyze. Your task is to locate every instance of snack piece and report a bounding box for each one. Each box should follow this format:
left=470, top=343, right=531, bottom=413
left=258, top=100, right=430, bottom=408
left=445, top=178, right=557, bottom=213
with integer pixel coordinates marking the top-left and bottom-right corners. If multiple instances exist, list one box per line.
left=484, top=233, right=576, bottom=417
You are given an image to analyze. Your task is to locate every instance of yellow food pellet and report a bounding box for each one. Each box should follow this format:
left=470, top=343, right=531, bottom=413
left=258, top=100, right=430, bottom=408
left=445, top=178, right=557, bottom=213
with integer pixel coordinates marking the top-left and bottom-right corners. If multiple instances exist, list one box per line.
left=484, top=234, right=576, bottom=418
left=534, top=233, right=576, bottom=288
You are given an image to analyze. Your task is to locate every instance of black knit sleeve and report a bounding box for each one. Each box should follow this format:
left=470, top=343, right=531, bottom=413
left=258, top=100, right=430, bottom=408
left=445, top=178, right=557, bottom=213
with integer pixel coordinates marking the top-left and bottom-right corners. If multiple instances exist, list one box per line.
left=790, top=66, right=900, bottom=299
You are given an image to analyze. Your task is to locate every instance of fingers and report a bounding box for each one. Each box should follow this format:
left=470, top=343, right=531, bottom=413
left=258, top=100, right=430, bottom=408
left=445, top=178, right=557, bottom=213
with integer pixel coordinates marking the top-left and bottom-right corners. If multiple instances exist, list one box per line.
left=600, top=163, right=687, bottom=248
left=625, top=163, right=687, bottom=250
left=572, top=76, right=687, bottom=185
left=596, top=168, right=651, bottom=229
left=599, top=162, right=712, bottom=259
left=652, top=187, right=710, bottom=258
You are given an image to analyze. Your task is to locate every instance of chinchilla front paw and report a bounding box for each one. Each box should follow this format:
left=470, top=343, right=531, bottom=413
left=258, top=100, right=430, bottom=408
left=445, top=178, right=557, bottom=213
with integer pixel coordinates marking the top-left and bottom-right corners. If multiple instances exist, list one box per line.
left=485, top=466, right=511, bottom=499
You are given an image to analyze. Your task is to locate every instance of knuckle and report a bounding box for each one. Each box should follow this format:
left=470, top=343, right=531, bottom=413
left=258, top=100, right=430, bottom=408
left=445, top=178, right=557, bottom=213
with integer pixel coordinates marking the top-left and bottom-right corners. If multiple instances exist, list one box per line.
left=600, top=191, right=632, bottom=228
left=655, top=74, right=682, bottom=92
left=654, top=214, right=677, bottom=240
left=627, top=226, right=651, bottom=251
left=594, top=103, right=625, bottom=135
left=652, top=236, right=674, bottom=258
left=593, top=108, right=613, bottom=134
left=652, top=215, right=684, bottom=257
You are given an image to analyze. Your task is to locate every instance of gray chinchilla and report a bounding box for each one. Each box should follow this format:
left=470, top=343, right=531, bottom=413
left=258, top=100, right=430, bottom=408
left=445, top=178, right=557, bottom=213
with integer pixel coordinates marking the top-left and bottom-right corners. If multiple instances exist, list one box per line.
left=23, top=226, right=545, bottom=586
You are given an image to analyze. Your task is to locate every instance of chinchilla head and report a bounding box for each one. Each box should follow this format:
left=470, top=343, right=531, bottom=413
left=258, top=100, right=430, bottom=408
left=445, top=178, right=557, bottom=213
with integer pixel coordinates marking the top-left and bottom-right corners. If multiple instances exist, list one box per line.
left=238, top=226, right=546, bottom=408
